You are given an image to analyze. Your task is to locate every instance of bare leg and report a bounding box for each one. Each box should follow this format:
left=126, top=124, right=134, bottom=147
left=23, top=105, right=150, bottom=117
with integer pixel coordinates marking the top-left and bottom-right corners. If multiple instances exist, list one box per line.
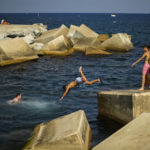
left=139, top=74, right=146, bottom=91
left=79, top=66, right=87, bottom=82
left=85, top=79, right=100, bottom=85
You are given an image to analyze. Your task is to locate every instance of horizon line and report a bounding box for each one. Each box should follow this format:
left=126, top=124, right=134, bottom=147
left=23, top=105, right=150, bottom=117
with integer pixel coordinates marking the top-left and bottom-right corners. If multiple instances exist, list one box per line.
left=0, top=12, right=149, bottom=14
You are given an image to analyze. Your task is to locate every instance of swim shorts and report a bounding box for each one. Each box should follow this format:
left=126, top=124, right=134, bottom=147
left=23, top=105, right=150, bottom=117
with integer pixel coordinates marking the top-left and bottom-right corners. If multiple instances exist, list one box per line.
left=76, top=77, right=83, bottom=84
left=142, top=64, right=150, bottom=75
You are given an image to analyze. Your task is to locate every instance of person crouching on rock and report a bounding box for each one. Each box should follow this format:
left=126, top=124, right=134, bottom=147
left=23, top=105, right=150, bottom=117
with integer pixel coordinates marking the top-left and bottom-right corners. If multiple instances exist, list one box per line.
left=132, top=45, right=150, bottom=91
left=59, top=66, right=101, bottom=101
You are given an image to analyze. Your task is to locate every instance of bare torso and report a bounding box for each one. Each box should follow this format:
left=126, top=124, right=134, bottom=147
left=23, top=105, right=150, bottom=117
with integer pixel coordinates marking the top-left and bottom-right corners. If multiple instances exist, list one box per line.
left=145, top=51, right=150, bottom=64
left=66, top=80, right=78, bottom=89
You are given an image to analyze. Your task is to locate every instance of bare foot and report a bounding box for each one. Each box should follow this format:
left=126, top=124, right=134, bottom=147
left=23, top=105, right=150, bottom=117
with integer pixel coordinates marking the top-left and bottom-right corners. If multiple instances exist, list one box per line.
left=139, top=87, right=144, bottom=91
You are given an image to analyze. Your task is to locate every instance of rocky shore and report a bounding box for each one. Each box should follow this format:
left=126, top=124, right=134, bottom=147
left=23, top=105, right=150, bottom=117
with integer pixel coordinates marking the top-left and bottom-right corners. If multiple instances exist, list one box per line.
left=0, top=23, right=134, bottom=66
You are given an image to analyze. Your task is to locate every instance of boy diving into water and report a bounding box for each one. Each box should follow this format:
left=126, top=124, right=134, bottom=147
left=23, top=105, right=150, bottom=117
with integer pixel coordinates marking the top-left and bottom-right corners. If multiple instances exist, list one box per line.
left=59, top=66, right=101, bottom=101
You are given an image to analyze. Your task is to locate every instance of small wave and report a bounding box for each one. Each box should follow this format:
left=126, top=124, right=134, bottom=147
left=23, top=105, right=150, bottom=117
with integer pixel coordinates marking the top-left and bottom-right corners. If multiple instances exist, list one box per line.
left=21, top=100, right=59, bottom=110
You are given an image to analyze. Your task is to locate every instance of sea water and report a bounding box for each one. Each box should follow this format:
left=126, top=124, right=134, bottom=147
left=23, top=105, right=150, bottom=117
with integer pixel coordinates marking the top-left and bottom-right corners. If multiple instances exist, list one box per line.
left=0, top=13, right=150, bottom=150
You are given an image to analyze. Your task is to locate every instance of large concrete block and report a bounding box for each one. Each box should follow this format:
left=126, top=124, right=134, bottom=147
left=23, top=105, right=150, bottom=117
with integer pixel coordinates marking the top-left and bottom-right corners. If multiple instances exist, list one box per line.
left=97, top=90, right=150, bottom=124
left=23, top=110, right=91, bottom=150
left=35, top=24, right=69, bottom=44
left=101, top=33, right=134, bottom=52
left=35, top=28, right=59, bottom=44
left=73, top=38, right=98, bottom=52
left=67, top=24, right=98, bottom=45
left=79, top=24, right=99, bottom=38
left=54, top=24, right=69, bottom=38
left=0, top=38, right=38, bottom=66
left=47, top=35, right=71, bottom=51
left=93, top=113, right=150, bottom=150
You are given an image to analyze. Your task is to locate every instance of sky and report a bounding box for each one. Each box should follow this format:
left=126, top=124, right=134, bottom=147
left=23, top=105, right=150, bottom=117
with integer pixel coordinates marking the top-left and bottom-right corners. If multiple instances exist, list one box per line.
left=0, top=0, right=150, bottom=13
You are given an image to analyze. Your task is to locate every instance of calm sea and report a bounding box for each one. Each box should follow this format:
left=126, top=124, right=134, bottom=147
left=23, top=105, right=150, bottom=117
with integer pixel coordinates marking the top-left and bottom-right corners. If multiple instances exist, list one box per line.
left=0, top=13, right=150, bottom=150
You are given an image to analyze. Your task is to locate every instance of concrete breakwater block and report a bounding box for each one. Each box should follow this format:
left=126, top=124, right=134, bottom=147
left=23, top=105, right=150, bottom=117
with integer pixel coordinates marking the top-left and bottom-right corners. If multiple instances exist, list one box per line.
left=35, top=28, right=59, bottom=44
left=101, top=33, right=134, bottom=52
left=93, top=113, right=150, bottom=150
left=97, top=90, right=150, bottom=124
left=47, top=35, right=71, bottom=51
left=0, top=38, right=38, bottom=66
left=0, top=24, right=47, bottom=37
left=67, top=24, right=98, bottom=45
left=23, top=110, right=91, bottom=150
left=85, top=48, right=111, bottom=56
left=35, top=24, right=69, bottom=44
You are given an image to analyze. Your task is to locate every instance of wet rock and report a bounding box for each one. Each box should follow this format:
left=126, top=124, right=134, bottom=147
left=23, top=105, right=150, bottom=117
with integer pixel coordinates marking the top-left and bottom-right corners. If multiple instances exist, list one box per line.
left=23, top=110, right=91, bottom=150
left=43, top=48, right=74, bottom=56
left=97, top=89, right=150, bottom=124
left=85, top=47, right=111, bottom=56
left=101, top=33, right=134, bottom=52
left=93, top=113, right=150, bottom=150
left=0, top=38, right=38, bottom=66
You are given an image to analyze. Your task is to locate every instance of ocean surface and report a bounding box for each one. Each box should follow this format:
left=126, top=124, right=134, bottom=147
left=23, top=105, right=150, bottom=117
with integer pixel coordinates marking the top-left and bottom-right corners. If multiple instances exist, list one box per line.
left=0, top=13, right=150, bottom=150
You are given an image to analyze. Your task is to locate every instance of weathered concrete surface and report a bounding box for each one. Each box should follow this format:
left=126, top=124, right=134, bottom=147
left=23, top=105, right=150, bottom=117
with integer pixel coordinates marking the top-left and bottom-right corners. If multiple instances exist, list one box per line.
left=31, top=43, right=44, bottom=55
left=0, top=38, right=38, bottom=66
left=101, top=33, right=134, bottom=52
left=85, top=47, right=111, bottom=56
left=73, top=38, right=101, bottom=52
left=97, top=89, right=150, bottom=124
left=35, top=24, right=69, bottom=44
left=35, top=28, right=59, bottom=43
left=23, top=110, right=91, bottom=150
left=97, top=34, right=109, bottom=42
left=79, top=24, right=98, bottom=38
left=0, top=24, right=47, bottom=38
left=67, top=25, right=85, bottom=45
left=43, top=48, right=74, bottom=56
left=67, top=24, right=98, bottom=45
left=47, top=35, right=71, bottom=51
left=93, top=113, right=150, bottom=150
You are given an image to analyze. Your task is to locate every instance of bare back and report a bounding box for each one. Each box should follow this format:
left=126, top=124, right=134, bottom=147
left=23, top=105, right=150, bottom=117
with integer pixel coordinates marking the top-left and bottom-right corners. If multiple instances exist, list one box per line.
left=145, top=51, right=150, bottom=64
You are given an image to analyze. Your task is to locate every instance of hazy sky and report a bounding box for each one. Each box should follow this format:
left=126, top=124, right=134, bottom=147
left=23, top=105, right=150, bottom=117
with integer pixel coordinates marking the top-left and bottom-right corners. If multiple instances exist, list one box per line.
left=0, top=0, right=150, bottom=13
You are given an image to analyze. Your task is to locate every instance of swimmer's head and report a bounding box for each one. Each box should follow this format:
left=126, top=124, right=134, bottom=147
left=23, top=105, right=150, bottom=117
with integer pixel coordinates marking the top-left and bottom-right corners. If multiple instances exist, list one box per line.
left=16, top=93, right=21, bottom=98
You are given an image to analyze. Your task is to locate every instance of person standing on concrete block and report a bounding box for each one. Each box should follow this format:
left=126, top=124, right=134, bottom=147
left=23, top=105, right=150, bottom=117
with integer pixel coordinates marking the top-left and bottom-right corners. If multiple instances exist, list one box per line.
left=60, top=66, right=101, bottom=101
left=132, top=45, right=150, bottom=91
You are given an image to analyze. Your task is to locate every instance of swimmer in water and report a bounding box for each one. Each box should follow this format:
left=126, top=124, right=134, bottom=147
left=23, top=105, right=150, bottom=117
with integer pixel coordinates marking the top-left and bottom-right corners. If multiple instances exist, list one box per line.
left=59, top=66, right=101, bottom=101
left=12, top=93, right=22, bottom=103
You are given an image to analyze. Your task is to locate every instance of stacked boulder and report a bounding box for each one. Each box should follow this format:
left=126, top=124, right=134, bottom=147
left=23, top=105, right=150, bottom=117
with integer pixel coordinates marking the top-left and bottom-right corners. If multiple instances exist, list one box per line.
left=0, top=23, right=134, bottom=66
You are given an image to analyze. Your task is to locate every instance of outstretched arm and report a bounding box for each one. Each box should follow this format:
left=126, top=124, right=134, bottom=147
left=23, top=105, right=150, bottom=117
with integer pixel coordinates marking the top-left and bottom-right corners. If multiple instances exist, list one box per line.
left=59, top=87, right=70, bottom=101
left=132, top=53, right=146, bottom=67
left=79, top=66, right=87, bottom=82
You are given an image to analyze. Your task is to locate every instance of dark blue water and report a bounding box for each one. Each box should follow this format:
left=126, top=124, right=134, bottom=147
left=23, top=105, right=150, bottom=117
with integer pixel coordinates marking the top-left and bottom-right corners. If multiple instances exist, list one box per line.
left=0, top=13, right=150, bottom=150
